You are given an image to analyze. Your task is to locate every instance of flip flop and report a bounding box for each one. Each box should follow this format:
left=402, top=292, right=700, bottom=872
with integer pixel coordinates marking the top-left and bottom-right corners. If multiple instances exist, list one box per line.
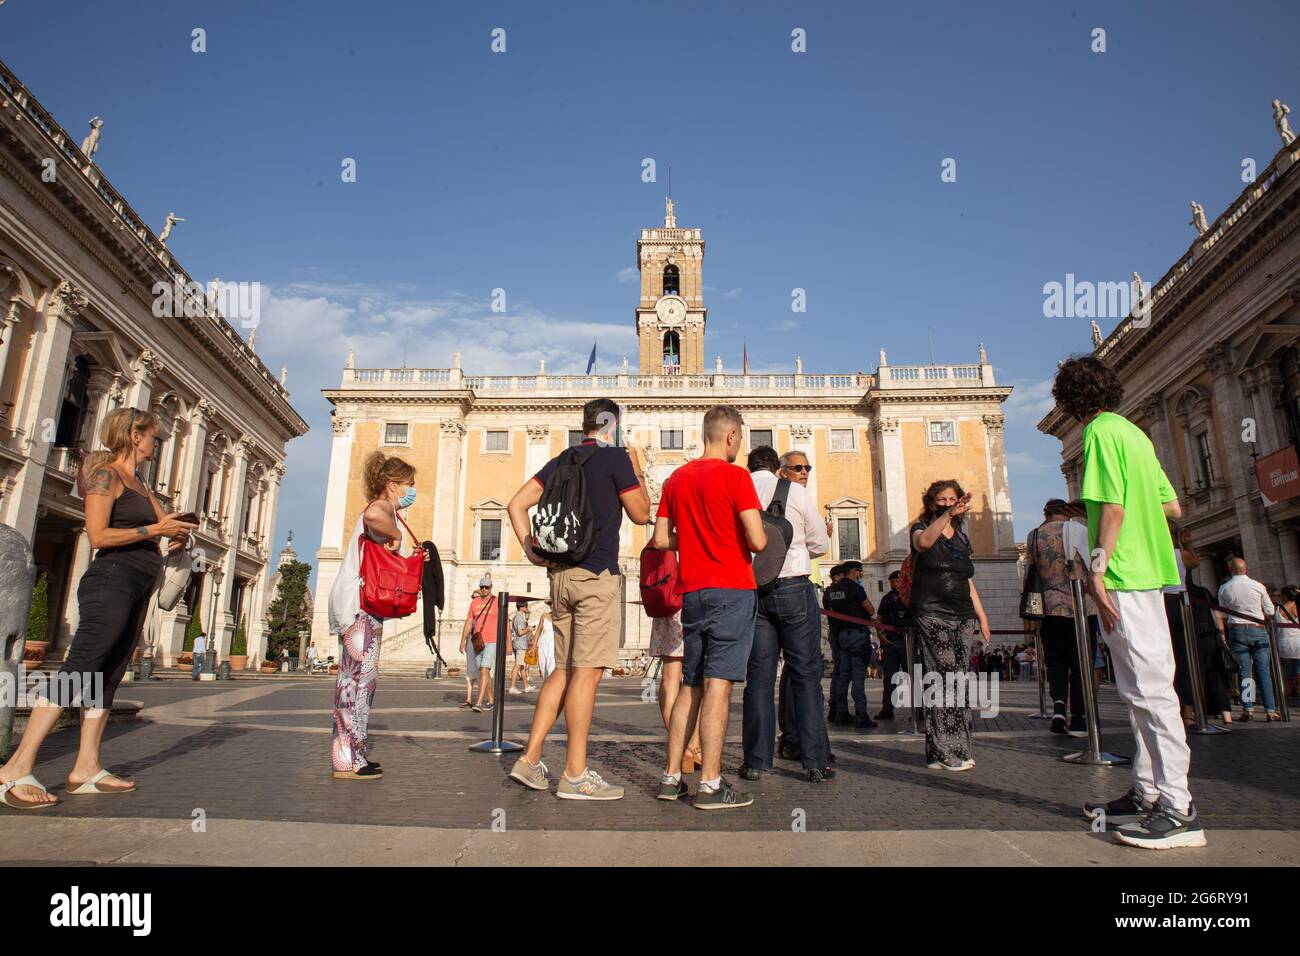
left=65, top=769, right=136, bottom=795
left=1, top=774, right=61, bottom=810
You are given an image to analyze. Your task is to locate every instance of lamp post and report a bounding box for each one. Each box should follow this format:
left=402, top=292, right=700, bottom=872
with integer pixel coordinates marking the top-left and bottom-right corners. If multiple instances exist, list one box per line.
left=202, top=567, right=222, bottom=681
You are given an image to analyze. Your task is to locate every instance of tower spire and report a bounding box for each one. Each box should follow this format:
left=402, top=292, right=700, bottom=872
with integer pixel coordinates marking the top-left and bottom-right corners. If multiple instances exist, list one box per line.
left=665, top=164, right=676, bottom=227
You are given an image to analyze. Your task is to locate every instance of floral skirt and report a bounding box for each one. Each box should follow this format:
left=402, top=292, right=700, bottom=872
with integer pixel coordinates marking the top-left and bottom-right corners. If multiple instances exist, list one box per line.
left=914, top=614, right=977, bottom=764
left=331, top=612, right=383, bottom=771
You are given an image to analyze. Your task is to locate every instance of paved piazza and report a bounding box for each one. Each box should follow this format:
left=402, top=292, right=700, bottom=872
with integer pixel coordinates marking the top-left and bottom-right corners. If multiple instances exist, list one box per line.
left=2, top=674, right=1295, bottom=866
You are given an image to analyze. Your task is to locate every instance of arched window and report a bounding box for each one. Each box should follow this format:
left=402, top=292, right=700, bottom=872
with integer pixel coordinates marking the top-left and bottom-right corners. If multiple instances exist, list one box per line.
left=662, top=331, right=681, bottom=374
left=662, top=264, right=679, bottom=296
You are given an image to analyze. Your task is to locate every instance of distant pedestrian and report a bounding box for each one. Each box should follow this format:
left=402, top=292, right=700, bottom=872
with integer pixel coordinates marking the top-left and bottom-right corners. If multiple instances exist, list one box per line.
left=461, top=577, right=499, bottom=713
left=1218, top=557, right=1280, bottom=721
left=509, top=599, right=533, bottom=695
left=191, top=632, right=207, bottom=681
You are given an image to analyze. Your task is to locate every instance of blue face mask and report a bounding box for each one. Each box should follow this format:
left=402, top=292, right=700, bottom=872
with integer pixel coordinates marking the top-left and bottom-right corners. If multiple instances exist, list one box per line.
left=398, top=486, right=416, bottom=509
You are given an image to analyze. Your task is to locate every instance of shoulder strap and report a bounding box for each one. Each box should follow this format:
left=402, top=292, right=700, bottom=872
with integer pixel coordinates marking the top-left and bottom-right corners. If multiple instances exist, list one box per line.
left=767, top=478, right=791, bottom=518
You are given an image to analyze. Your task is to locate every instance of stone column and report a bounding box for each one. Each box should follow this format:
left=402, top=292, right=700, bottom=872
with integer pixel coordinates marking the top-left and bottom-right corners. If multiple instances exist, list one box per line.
left=127, top=348, right=162, bottom=410
left=1205, top=344, right=1283, bottom=581
left=1140, top=394, right=1179, bottom=482
left=213, top=437, right=252, bottom=653
left=1275, top=523, right=1300, bottom=587
left=0, top=297, right=24, bottom=425
left=311, top=416, right=355, bottom=646
left=1059, top=459, right=1077, bottom=501
left=981, top=414, right=1014, bottom=555
left=434, top=419, right=467, bottom=558
left=1, top=281, right=84, bottom=537
left=56, top=529, right=92, bottom=654
left=175, top=400, right=212, bottom=510
left=874, top=417, right=910, bottom=559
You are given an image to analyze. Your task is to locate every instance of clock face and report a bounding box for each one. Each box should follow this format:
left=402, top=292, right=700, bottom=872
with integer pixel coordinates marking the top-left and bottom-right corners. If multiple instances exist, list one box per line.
left=656, top=295, right=686, bottom=325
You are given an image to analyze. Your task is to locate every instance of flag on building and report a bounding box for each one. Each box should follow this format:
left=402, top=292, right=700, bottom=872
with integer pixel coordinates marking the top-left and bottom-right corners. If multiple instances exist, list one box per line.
left=743, top=341, right=749, bottom=375
left=586, top=341, right=597, bottom=374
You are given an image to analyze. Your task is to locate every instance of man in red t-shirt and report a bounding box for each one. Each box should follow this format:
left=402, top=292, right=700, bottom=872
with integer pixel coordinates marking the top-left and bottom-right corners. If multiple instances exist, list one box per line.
left=652, top=404, right=767, bottom=810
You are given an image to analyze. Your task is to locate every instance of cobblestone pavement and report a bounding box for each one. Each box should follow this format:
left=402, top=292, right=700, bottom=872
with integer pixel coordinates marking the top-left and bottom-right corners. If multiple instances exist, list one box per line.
left=3, top=673, right=1295, bottom=840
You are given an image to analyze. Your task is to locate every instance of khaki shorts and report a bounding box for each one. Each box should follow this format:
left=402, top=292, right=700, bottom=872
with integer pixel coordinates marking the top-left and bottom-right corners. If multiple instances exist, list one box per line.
left=549, top=567, right=622, bottom=669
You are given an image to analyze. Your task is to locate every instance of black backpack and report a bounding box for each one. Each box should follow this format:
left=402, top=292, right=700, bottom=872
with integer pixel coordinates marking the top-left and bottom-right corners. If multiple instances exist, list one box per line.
left=753, top=478, right=794, bottom=588
left=531, top=445, right=614, bottom=566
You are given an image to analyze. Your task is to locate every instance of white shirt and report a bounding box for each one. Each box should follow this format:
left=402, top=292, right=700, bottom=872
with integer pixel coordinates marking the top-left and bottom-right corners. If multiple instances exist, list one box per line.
left=1217, top=574, right=1275, bottom=626
left=1061, top=518, right=1091, bottom=568
left=193, top=635, right=207, bottom=655
left=751, top=470, right=829, bottom=579
left=1162, top=550, right=1188, bottom=594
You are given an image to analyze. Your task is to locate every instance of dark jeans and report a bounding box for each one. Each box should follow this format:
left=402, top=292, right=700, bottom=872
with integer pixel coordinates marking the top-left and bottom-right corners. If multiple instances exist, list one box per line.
left=830, top=627, right=870, bottom=719
left=1228, top=625, right=1277, bottom=712
left=879, top=635, right=907, bottom=715
left=1039, top=615, right=1085, bottom=718
left=743, top=579, right=829, bottom=769
left=57, top=556, right=156, bottom=710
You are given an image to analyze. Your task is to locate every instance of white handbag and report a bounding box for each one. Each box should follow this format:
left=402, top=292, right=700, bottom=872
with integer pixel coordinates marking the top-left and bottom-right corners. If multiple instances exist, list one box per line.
left=156, top=534, right=194, bottom=612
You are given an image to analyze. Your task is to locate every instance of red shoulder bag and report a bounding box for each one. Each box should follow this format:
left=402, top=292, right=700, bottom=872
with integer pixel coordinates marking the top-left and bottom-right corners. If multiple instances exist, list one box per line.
left=358, top=513, right=422, bottom=620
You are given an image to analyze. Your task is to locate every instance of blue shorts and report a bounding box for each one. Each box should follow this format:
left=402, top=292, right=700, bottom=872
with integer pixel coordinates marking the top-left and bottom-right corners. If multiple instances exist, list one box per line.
left=681, top=588, right=757, bottom=686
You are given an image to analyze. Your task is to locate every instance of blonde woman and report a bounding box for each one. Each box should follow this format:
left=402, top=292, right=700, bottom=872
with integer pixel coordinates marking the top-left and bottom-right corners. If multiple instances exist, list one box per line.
left=0, top=409, right=196, bottom=808
left=327, top=451, right=419, bottom=780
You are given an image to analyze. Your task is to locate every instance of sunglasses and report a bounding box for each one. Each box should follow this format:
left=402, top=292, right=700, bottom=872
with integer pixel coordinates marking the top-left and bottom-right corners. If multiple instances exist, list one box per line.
left=786, top=464, right=812, bottom=473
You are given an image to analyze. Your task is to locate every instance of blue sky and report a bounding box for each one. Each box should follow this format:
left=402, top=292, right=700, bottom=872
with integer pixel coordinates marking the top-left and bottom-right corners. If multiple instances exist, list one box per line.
left=4, top=0, right=1298, bottom=580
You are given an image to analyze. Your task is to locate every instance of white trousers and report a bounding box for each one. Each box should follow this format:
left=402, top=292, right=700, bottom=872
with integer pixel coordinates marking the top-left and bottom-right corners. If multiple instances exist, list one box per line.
left=1100, top=588, right=1193, bottom=810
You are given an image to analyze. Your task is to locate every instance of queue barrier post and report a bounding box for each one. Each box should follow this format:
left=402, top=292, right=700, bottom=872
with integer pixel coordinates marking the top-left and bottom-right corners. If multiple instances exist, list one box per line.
left=1026, top=621, right=1051, bottom=720
left=469, top=591, right=524, bottom=754
left=897, top=625, right=922, bottom=736
left=1061, top=578, right=1128, bottom=767
left=1265, top=617, right=1292, bottom=723
left=1179, top=591, right=1228, bottom=735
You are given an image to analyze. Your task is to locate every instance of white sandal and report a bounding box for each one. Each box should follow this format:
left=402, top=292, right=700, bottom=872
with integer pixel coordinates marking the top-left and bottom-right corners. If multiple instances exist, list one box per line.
left=65, top=769, right=136, bottom=795
left=0, top=774, right=60, bottom=810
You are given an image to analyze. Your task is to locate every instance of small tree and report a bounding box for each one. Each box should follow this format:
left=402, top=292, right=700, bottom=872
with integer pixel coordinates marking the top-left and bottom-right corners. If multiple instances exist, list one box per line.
left=183, top=602, right=202, bottom=652
left=26, top=571, right=49, bottom=644
left=231, top=616, right=247, bottom=656
left=265, top=560, right=311, bottom=661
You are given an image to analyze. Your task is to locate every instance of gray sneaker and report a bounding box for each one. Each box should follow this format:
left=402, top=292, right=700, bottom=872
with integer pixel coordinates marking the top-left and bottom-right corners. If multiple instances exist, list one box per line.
left=657, top=776, right=688, bottom=801
left=556, top=768, right=624, bottom=801
left=508, top=757, right=549, bottom=791
left=693, top=778, right=754, bottom=811
left=1114, top=803, right=1207, bottom=850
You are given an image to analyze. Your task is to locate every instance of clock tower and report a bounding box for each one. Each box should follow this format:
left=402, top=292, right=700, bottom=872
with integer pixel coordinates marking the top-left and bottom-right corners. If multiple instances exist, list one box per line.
left=637, top=197, right=706, bottom=374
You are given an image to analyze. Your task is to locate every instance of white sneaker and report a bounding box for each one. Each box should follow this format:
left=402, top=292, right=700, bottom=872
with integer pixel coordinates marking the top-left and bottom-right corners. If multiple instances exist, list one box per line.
left=508, top=687, right=522, bottom=696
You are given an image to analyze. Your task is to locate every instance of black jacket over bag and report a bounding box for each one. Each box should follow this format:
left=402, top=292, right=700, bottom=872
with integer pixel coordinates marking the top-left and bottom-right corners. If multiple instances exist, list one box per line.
left=421, top=541, right=445, bottom=648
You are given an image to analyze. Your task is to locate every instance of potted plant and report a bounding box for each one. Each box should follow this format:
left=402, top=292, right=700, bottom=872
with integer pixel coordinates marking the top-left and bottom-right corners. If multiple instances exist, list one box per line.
left=228, top=617, right=249, bottom=672
left=23, top=571, right=50, bottom=670
left=179, top=604, right=202, bottom=667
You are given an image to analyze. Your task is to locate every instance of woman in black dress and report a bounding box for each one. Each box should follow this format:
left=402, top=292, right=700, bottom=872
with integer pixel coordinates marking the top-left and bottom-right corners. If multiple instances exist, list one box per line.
left=909, top=480, right=992, bottom=771
left=0, top=408, right=195, bottom=808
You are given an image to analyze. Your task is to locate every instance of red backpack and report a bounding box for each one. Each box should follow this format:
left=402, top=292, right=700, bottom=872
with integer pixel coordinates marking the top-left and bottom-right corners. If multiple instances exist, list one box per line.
left=896, top=552, right=915, bottom=609
left=639, top=541, right=682, bottom=618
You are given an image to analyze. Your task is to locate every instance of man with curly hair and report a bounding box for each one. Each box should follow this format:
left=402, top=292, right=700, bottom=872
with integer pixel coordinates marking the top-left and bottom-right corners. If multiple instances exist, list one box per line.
left=1052, top=356, right=1204, bottom=850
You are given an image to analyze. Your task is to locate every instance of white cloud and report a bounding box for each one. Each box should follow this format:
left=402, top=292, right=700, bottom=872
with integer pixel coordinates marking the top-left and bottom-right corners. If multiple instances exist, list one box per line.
left=724, top=288, right=742, bottom=298
left=615, top=266, right=638, bottom=283
left=1002, top=377, right=1057, bottom=426
left=252, top=283, right=637, bottom=587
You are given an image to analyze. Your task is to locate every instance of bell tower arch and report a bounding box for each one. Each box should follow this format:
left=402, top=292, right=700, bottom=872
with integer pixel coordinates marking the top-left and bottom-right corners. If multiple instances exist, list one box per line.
left=636, top=197, right=706, bottom=374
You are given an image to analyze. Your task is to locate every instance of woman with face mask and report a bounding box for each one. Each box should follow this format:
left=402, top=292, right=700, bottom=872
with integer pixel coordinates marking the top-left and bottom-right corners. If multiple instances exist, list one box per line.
left=909, top=479, right=991, bottom=772
left=327, top=451, right=417, bottom=779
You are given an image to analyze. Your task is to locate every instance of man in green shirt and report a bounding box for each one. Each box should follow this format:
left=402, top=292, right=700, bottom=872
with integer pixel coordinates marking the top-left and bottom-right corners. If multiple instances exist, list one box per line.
left=1052, top=356, right=1204, bottom=850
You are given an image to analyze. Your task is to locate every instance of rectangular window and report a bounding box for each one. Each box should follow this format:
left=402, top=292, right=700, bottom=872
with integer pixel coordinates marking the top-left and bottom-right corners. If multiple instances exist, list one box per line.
left=568, top=430, right=584, bottom=448
left=384, top=422, right=409, bottom=445
left=750, top=429, right=773, bottom=449
left=1196, top=432, right=1215, bottom=486
left=838, top=519, right=861, bottom=560
left=661, top=429, right=684, bottom=450
left=485, top=430, right=509, bottom=452
left=830, top=428, right=854, bottom=452
left=479, top=519, right=502, bottom=561
left=929, top=420, right=957, bottom=444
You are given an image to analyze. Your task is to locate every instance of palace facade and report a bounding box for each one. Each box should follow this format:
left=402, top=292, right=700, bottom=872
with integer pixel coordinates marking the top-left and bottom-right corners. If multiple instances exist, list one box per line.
left=1040, top=134, right=1300, bottom=591
left=0, top=59, right=308, bottom=667
left=312, top=199, right=1022, bottom=669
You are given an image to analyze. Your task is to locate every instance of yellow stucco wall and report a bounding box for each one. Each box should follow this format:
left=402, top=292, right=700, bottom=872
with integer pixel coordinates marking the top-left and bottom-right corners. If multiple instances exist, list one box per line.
left=341, top=421, right=438, bottom=544
left=900, top=419, right=996, bottom=554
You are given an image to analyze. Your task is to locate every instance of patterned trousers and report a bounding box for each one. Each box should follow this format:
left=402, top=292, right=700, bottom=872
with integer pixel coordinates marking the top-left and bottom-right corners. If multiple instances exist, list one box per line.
left=915, top=614, right=977, bottom=764
left=331, top=612, right=383, bottom=772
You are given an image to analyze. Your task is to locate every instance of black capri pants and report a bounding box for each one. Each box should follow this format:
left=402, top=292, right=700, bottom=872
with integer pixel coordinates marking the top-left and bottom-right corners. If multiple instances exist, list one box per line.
left=55, top=556, right=156, bottom=710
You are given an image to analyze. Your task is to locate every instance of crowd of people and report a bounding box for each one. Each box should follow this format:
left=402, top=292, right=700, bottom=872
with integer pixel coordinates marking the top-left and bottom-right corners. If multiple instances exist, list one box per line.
left=13, top=356, right=1296, bottom=852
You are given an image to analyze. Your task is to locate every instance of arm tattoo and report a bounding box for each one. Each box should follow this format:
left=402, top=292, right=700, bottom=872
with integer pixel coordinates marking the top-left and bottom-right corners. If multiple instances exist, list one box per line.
left=85, top=468, right=114, bottom=496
